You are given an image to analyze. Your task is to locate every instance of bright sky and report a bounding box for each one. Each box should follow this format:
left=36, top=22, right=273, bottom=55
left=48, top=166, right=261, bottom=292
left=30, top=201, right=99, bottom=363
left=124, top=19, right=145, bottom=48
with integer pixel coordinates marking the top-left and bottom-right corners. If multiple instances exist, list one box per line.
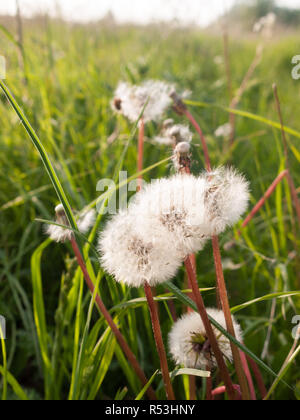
left=0, top=0, right=299, bottom=25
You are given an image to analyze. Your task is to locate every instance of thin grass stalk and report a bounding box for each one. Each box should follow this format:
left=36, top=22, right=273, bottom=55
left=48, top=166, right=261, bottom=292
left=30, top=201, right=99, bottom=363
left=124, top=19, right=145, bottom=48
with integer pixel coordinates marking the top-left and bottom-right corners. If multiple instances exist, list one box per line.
left=184, top=257, right=237, bottom=400
left=144, top=283, right=175, bottom=400
left=228, top=46, right=263, bottom=145
left=70, top=237, right=157, bottom=400
left=273, top=84, right=300, bottom=226
left=15, top=0, right=28, bottom=84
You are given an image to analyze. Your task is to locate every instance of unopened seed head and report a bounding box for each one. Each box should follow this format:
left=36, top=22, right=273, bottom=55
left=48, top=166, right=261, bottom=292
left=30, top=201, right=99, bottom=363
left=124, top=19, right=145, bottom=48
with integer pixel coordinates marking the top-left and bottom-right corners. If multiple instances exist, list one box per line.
left=46, top=207, right=95, bottom=244
left=175, top=141, right=191, bottom=155
left=168, top=309, right=243, bottom=370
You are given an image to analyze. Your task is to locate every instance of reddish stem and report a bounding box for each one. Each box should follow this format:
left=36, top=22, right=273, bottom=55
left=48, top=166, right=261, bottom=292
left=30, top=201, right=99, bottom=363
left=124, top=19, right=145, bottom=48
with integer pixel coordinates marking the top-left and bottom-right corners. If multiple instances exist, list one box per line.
left=238, top=170, right=288, bottom=235
left=212, top=385, right=241, bottom=400
left=144, top=283, right=175, bottom=400
left=70, top=237, right=157, bottom=400
left=239, top=350, right=256, bottom=400
left=246, top=355, right=267, bottom=399
left=183, top=109, right=211, bottom=171
left=184, top=257, right=237, bottom=401
left=212, top=236, right=251, bottom=400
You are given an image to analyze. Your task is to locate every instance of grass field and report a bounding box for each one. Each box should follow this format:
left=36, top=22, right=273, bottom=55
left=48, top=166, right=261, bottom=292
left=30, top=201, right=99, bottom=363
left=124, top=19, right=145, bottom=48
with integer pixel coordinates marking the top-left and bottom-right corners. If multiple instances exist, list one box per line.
left=0, top=17, right=300, bottom=400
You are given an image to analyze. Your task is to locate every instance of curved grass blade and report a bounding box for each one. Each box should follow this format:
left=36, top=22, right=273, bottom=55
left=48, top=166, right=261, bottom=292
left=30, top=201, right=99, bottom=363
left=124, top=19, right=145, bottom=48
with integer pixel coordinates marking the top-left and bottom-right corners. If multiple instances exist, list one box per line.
left=135, top=370, right=159, bottom=401
left=0, top=366, right=28, bottom=401
left=0, top=325, right=7, bottom=400
left=0, top=81, right=77, bottom=231
left=185, top=99, right=300, bottom=141
left=231, top=291, right=300, bottom=314
left=31, top=239, right=53, bottom=399
left=265, top=344, right=300, bottom=400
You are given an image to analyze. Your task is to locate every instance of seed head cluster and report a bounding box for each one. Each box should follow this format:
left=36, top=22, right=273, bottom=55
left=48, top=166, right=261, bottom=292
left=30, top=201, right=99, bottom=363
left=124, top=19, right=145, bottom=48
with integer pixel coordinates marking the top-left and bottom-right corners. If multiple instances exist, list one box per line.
left=99, top=167, right=249, bottom=287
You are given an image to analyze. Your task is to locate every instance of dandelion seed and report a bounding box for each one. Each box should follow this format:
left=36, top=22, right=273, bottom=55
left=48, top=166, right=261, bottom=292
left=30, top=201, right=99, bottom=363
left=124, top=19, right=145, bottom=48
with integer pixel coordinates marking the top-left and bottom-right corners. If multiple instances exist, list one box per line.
left=111, top=80, right=174, bottom=123
left=215, top=123, right=232, bottom=138
left=154, top=123, right=193, bottom=147
left=168, top=309, right=243, bottom=370
left=46, top=205, right=96, bottom=243
left=253, top=12, right=276, bottom=38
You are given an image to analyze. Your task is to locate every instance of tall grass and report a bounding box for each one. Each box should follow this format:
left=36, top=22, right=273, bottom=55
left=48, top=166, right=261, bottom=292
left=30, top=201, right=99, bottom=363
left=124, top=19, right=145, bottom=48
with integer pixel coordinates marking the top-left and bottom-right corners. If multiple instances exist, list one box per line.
left=0, top=19, right=299, bottom=400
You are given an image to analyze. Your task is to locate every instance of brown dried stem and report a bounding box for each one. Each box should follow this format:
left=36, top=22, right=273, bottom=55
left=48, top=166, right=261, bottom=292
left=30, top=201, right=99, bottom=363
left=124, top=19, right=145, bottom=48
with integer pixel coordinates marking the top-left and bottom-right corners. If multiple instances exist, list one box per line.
left=144, top=283, right=175, bottom=400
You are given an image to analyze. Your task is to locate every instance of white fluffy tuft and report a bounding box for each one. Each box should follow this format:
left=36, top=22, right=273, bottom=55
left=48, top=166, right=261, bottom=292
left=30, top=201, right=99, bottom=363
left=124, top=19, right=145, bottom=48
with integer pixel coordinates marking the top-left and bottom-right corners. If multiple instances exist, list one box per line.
left=168, top=309, right=243, bottom=370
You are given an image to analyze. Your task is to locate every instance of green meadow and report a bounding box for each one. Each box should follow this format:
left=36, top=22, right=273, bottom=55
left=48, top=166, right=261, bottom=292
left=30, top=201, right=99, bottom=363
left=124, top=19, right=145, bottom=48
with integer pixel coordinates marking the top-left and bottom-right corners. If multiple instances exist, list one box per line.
left=0, top=17, right=299, bottom=400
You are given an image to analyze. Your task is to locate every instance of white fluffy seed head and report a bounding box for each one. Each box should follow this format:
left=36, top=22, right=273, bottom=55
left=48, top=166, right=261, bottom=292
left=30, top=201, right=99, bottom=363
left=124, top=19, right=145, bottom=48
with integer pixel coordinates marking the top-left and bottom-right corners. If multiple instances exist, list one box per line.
left=253, top=12, right=276, bottom=38
left=214, top=123, right=232, bottom=138
left=98, top=211, right=182, bottom=288
left=111, top=80, right=173, bottom=123
left=46, top=207, right=96, bottom=243
left=202, top=167, right=250, bottom=236
left=168, top=309, right=243, bottom=370
left=154, top=124, right=193, bottom=146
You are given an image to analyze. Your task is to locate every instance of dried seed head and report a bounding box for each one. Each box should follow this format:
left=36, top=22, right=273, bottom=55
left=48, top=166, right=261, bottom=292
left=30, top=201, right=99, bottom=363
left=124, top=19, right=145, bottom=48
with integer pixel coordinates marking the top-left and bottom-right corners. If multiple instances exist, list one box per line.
left=154, top=124, right=193, bottom=147
left=168, top=309, right=243, bottom=370
left=46, top=206, right=95, bottom=243
left=111, top=80, right=174, bottom=123
left=99, top=211, right=182, bottom=288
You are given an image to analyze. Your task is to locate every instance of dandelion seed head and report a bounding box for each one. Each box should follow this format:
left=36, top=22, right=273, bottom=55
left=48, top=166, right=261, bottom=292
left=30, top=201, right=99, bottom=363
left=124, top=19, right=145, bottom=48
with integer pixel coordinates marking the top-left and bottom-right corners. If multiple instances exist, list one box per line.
left=253, top=12, right=276, bottom=38
left=203, top=167, right=250, bottom=235
left=214, top=123, right=232, bottom=138
left=46, top=206, right=95, bottom=243
left=168, top=309, right=243, bottom=370
left=112, top=80, right=173, bottom=123
left=154, top=124, right=193, bottom=147
left=99, top=211, right=182, bottom=288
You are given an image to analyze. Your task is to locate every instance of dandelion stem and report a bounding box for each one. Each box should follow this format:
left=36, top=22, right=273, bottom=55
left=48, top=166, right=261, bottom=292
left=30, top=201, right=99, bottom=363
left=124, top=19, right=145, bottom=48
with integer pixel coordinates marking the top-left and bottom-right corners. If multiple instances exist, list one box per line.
left=175, top=99, right=250, bottom=398
left=144, top=283, right=175, bottom=400
left=239, top=350, right=256, bottom=400
left=70, top=237, right=157, bottom=400
left=184, top=110, right=211, bottom=171
left=212, top=385, right=241, bottom=400
left=212, top=236, right=251, bottom=400
left=246, top=355, right=267, bottom=399
left=184, top=257, right=237, bottom=400
left=238, top=169, right=288, bottom=235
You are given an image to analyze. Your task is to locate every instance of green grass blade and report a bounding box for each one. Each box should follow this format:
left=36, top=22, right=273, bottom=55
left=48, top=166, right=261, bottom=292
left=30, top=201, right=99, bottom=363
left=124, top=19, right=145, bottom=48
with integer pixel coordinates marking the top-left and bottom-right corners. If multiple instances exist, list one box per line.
left=135, top=370, right=159, bottom=401
left=0, top=366, right=28, bottom=401
left=0, top=81, right=77, bottom=230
